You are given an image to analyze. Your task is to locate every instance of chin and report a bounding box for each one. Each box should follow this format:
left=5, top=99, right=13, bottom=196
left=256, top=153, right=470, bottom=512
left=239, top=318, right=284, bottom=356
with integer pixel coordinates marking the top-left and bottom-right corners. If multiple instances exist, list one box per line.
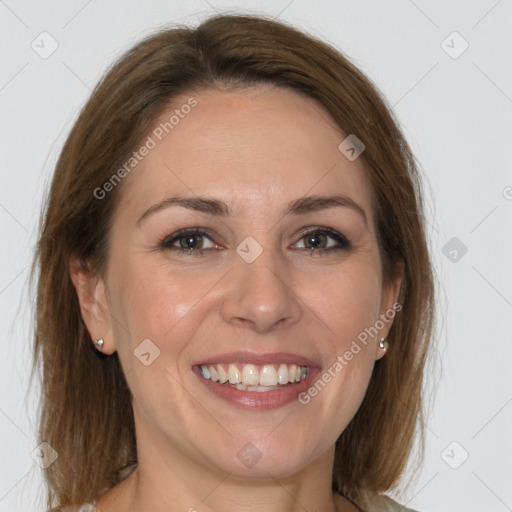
left=198, top=436, right=323, bottom=481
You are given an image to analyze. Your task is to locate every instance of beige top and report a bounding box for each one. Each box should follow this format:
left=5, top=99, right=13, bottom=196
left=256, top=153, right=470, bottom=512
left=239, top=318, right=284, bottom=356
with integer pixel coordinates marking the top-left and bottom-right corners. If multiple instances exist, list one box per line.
left=359, top=492, right=420, bottom=511
left=54, top=494, right=419, bottom=512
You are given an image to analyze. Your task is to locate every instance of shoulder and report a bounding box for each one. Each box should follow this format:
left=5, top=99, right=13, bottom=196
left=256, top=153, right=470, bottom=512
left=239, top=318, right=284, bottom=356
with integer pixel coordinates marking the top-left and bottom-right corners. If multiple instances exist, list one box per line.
left=49, top=464, right=136, bottom=512
left=357, top=491, right=422, bottom=512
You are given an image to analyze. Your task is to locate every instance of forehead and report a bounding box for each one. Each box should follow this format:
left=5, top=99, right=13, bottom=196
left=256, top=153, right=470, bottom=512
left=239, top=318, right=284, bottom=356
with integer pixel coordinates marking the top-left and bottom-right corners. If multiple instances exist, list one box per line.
left=114, top=86, right=374, bottom=224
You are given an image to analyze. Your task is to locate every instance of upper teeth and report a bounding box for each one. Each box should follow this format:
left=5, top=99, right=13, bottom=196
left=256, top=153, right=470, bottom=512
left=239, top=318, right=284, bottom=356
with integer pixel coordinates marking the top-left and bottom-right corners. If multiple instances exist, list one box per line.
left=200, top=363, right=308, bottom=386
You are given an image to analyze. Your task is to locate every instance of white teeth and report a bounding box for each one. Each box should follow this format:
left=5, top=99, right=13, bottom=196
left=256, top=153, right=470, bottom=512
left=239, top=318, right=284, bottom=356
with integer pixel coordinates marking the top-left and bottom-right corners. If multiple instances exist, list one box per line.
left=199, top=362, right=309, bottom=388
left=208, top=365, right=219, bottom=381
left=260, top=365, right=278, bottom=386
left=277, top=363, right=289, bottom=385
left=228, top=364, right=241, bottom=384
left=200, top=365, right=210, bottom=379
left=217, top=365, right=228, bottom=383
left=242, top=364, right=260, bottom=386
left=235, top=383, right=281, bottom=392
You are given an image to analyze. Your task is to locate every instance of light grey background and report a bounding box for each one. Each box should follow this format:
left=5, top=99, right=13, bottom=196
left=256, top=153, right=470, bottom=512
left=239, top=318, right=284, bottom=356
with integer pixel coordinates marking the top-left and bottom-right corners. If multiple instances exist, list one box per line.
left=1, top=1, right=511, bottom=511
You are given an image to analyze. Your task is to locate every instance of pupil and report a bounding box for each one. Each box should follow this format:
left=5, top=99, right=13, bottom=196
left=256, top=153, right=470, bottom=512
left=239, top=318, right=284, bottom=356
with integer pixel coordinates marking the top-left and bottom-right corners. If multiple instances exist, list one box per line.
left=307, top=232, right=325, bottom=248
left=184, top=235, right=200, bottom=249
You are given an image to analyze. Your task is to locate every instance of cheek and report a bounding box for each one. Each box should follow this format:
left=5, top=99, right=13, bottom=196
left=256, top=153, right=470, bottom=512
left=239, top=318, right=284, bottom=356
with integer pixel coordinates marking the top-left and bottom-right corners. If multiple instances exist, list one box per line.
left=107, top=260, right=202, bottom=415
left=110, top=257, right=196, bottom=338
left=105, top=259, right=193, bottom=387
left=314, top=261, right=382, bottom=345
left=303, top=263, right=381, bottom=418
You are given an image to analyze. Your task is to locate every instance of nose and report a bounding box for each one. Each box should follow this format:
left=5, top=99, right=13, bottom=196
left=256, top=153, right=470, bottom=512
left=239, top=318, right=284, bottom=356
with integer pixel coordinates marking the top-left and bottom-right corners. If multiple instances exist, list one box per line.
left=219, top=243, right=302, bottom=333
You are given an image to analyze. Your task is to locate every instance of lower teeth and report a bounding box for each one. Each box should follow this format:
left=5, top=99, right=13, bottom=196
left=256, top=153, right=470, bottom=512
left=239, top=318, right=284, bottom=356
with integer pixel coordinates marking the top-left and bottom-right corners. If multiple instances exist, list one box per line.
left=231, top=383, right=291, bottom=392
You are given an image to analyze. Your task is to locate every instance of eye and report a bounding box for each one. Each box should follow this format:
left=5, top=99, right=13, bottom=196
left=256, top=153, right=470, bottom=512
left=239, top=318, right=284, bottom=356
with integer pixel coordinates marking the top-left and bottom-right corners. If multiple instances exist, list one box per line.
left=292, top=227, right=351, bottom=255
left=159, top=228, right=219, bottom=256
left=158, top=226, right=351, bottom=257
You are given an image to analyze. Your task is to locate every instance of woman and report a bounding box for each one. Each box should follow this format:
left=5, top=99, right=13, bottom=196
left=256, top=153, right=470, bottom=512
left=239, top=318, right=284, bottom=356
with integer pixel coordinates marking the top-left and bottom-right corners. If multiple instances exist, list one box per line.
left=32, top=13, right=435, bottom=512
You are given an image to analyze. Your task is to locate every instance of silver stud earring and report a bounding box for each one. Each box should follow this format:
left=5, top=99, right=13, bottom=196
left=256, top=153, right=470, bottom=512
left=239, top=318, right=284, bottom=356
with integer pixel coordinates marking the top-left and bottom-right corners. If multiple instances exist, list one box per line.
left=93, top=338, right=104, bottom=352
left=379, top=337, right=389, bottom=351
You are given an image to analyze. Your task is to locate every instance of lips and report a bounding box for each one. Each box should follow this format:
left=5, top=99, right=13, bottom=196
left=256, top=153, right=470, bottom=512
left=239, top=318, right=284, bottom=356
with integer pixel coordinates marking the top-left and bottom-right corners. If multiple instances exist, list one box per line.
left=191, top=352, right=321, bottom=409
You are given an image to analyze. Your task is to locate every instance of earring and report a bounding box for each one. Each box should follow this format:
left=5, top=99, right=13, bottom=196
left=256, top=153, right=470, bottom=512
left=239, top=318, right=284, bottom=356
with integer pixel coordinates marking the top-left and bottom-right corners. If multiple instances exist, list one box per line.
left=93, top=338, right=104, bottom=352
left=379, top=337, right=389, bottom=351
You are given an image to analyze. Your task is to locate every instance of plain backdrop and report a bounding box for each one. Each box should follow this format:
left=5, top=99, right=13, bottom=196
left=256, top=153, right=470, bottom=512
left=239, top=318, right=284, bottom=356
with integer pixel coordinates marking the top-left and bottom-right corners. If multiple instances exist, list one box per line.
left=1, top=1, right=511, bottom=511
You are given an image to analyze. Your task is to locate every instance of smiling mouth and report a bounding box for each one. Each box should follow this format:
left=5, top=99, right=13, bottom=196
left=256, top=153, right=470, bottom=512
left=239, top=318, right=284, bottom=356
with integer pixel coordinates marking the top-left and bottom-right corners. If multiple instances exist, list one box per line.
left=196, top=363, right=309, bottom=392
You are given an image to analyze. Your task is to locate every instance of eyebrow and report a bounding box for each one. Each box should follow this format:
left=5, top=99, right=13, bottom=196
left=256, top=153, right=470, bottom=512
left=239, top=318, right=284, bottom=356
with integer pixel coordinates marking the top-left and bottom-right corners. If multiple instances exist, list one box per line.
left=136, top=194, right=368, bottom=227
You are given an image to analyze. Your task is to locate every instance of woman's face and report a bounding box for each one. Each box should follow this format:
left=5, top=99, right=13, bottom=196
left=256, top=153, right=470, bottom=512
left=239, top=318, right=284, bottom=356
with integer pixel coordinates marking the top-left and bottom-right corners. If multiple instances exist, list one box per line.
left=77, top=85, right=401, bottom=481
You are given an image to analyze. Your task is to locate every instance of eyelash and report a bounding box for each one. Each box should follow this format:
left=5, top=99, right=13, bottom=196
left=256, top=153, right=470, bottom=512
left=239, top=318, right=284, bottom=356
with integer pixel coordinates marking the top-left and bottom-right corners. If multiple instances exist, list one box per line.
left=158, top=226, right=352, bottom=257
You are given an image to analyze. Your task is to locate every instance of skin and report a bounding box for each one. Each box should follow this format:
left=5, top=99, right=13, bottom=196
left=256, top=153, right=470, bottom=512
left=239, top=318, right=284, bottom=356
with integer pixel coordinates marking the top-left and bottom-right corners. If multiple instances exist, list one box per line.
left=71, top=85, right=402, bottom=512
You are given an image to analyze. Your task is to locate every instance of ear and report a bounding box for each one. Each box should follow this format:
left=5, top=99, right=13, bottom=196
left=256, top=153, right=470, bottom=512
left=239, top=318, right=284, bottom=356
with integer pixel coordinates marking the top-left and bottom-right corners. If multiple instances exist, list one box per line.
left=69, top=257, right=116, bottom=354
left=375, top=259, right=404, bottom=359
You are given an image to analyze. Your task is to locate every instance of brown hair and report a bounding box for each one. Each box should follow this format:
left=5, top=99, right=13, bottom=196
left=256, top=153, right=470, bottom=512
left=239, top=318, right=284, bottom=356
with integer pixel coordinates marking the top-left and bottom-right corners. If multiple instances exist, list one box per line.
left=31, top=12, right=436, bottom=510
